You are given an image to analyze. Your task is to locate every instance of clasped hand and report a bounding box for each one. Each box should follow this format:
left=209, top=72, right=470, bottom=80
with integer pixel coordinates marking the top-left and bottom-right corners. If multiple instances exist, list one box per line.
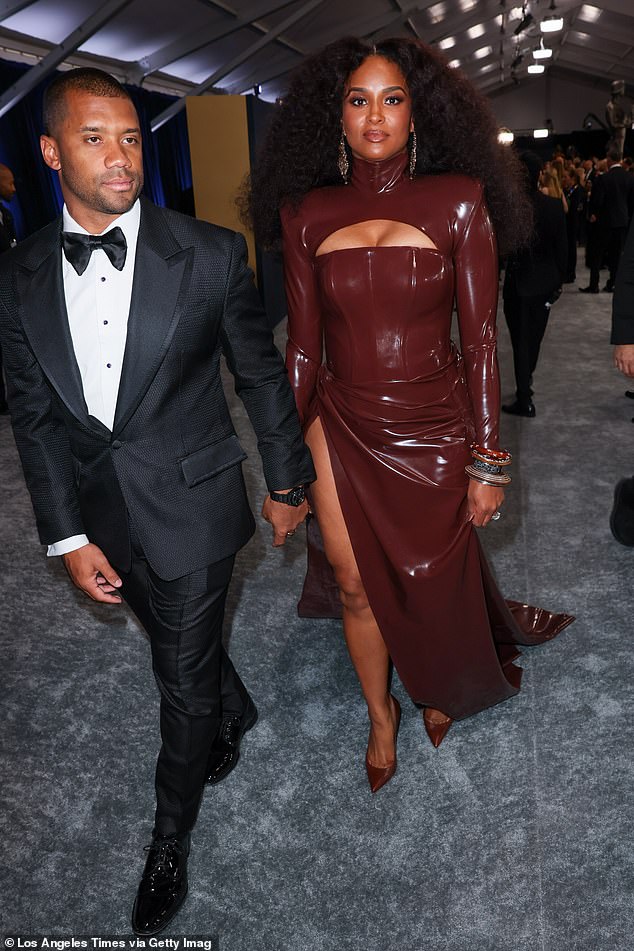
left=261, top=496, right=309, bottom=546
left=467, top=481, right=504, bottom=528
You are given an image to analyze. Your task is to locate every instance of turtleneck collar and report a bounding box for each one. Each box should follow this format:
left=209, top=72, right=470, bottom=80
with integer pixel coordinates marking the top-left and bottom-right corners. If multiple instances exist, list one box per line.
left=350, top=151, right=409, bottom=194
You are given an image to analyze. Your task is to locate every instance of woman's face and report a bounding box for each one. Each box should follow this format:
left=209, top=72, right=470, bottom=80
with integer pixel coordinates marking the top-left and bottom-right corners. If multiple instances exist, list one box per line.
left=342, top=55, right=413, bottom=163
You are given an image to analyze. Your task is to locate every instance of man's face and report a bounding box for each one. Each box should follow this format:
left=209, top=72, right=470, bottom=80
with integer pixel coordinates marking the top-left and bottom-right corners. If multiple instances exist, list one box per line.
left=0, top=167, right=16, bottom=202
left=40, top=90, right=143, bottom=228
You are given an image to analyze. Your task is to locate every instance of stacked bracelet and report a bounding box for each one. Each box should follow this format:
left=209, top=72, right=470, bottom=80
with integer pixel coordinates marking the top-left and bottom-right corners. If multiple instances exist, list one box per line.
left=464, top=444, right=512, bottom=486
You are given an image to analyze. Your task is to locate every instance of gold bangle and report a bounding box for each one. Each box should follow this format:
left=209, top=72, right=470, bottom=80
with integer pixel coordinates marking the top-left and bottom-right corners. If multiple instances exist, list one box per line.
left=465, top=465, right=511, bottom=486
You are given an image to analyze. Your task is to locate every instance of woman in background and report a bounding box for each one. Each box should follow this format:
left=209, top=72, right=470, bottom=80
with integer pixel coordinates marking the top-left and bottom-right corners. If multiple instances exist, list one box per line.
left=246, top=37, right=573, bottom=792
left=541, top=167, right=569, bottom=214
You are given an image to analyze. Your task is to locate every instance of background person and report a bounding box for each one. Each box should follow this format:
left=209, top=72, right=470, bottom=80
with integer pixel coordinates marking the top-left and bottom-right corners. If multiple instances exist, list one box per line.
left=610, top=215, right=634, bottom=545
left=503, top=151, right=567, bottom=417
left=581, top=149, right=634, bottom=294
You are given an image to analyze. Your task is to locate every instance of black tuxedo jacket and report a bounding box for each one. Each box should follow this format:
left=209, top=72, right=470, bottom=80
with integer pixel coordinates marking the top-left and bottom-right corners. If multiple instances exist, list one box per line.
left=611, top=215, right=634, bottom=345
left=590, top=166, right=634, bottom=230
left=503, top=192, right=567, bottom=299
left=0, top=198, right=314, bottom=579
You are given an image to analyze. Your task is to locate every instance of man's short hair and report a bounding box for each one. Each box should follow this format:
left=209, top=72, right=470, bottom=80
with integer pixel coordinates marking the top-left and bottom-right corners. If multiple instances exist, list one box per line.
left=43, top=67, right=132, bottom=136
left=607, top=146, right=623, bottom=163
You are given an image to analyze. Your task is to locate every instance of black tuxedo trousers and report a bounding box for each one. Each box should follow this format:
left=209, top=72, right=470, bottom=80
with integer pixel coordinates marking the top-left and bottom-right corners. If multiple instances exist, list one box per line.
left=122, top=521, right=247, bottom=837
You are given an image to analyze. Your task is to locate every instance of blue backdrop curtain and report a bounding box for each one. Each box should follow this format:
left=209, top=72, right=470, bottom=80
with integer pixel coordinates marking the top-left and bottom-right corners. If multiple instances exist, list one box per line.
left=0, top=59, right=193, bottom=240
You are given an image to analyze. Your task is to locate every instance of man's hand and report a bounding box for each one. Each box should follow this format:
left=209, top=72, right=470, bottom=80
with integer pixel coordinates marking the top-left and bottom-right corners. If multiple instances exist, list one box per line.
left=466, top=481, right=505, bottom=528
left=614, top=344, right=634, bottom=379
left=261, top=496, right=309, bottom=547
left=62, top=543, right=123, bottom=603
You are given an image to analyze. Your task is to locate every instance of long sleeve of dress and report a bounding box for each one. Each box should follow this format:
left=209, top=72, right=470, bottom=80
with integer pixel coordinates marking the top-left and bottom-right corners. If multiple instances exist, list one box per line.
left=453, top=189, right=501, bottom=449
left=281, top=205, right=323, bottom=427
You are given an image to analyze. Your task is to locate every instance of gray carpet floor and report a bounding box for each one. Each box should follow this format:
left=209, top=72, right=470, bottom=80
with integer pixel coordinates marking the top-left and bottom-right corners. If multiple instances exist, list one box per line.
left=1, top=251, right=633, bottom=950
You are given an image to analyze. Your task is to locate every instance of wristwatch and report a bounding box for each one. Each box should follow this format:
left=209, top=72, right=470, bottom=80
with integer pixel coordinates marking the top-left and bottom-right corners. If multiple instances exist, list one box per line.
left=269, top=486, right=306, bottom=506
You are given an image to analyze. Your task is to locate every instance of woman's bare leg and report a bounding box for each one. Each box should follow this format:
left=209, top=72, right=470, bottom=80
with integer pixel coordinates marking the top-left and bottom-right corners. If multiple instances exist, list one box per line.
left=305, top=417, right=398, bottom=767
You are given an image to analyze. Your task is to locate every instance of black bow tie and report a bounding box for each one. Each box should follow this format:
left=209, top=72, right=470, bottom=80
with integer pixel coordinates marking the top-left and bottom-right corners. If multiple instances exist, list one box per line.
left=62, top=226, right=127, bottom=276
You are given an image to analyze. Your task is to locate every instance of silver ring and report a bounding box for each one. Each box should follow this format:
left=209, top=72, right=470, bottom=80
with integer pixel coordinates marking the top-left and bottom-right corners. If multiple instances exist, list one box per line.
left=286, top=530, right=296, bottom=537
left=490, top=511, right=501, bottom=521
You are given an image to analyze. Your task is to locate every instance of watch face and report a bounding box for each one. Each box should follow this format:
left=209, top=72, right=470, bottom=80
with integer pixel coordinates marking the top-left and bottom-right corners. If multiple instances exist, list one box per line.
left=288, top=486, right=306, bottom=506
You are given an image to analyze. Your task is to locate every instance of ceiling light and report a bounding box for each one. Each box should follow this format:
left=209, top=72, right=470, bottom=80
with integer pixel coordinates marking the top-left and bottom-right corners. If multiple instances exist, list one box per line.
left=459, top=0, right=477, bottom=10
left=533, top=128, right=549, bottom=138
left=438, top=36, right=456, bottom=50
left=467, top=23, right=486, bottom=39
left=533, top=38, right=553, bottom=59
left=579, top=4, right=601, bottom=22
left=498, top=128, right=515, bottom=145
left=427, top=1, right=447, bottom=23
left=541, top=15, right=563, bottom=31
left=474, top=45, right=493, bottom=59
left=541, top=0, right=563, bottom=32
left=448, top=59, right=461, bottom=69
left=528, top=63, right=545, bottom=74
left=480, top=62, right=496, bottom=73
left=508, top=6, right=524, bottom=20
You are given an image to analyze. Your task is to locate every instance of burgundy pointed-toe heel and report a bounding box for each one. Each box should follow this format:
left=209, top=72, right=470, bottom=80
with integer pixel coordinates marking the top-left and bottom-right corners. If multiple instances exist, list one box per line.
left=423, top=708, right=453, bottom=748
left=365, top=696, right=401, bottom=793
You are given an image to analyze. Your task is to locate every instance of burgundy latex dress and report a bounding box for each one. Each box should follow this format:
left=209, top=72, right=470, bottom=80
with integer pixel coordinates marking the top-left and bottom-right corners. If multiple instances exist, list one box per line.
left=281, top=152, right=573, bottom=720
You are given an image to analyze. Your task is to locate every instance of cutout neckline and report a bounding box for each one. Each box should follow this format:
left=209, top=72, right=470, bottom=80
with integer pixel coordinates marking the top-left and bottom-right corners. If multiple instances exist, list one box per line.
left=315, top=219, right=440, bottom=258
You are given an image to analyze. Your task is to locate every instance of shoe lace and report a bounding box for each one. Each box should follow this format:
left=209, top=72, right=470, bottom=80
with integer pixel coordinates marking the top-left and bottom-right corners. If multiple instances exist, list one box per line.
left=143, top=838, right=184, bottom=883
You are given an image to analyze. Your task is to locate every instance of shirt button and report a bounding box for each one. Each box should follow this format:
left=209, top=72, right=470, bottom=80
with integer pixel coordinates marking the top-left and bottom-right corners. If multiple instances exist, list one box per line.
left=106, top=362, right=112, bottom=368
left=103, top=320, right=108, bottom=325
left=101, top=276, right=106, bottom=282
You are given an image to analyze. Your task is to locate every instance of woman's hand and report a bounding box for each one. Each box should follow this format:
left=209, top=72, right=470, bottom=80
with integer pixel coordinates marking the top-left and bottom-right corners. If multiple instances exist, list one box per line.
left=467, top=481, right=504, bottom=527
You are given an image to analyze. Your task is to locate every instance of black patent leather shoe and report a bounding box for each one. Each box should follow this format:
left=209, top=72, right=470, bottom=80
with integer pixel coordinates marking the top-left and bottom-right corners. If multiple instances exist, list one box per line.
left=610, top=477, right=634, bottom=547
left=131, top=834, right=190, bottom=936
left=205, top=697, right=258, bottom=786
left=502, top=399, right=536, bottom=418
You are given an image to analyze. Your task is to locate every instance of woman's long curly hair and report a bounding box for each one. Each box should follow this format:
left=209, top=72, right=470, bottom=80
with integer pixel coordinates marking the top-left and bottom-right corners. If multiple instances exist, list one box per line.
left=243, top=36, right=533, bottom=256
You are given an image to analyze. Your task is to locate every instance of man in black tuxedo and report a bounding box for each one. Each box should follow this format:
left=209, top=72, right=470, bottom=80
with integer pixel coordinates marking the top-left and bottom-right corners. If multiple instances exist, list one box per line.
left=610, top=216, right=634, bottom=545
left=0, top=162, right=16, bottom=413
left=0, top=68, right=314, bottom=934
left=580, top=149, right=634, bottom=294
left=502, top=151, right=567, bottom=417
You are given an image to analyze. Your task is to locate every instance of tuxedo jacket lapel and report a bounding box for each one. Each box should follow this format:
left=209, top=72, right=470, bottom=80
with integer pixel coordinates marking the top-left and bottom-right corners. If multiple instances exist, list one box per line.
left=113, top=199, right=193, bottom=435
left=17, top=217, right=97, bottom=430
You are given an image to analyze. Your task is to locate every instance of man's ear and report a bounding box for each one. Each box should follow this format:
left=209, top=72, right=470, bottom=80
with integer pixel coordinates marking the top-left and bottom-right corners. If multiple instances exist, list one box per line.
left=40, top=134, right=61, bottom=171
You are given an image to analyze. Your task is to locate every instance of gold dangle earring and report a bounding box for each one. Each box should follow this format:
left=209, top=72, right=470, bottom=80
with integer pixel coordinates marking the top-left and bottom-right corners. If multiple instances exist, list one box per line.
left=409, top=128, right=417, bottom=179
left=338, top=131, right=350, bottom=184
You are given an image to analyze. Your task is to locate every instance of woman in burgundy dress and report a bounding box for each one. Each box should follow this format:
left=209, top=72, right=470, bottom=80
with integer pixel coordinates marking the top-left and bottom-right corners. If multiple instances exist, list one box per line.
left=247, top=37, right=573, bottom=792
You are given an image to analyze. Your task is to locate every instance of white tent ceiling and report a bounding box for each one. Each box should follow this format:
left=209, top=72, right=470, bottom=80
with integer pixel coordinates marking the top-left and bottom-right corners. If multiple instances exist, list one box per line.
left=0, top=0, right=631, bottom=129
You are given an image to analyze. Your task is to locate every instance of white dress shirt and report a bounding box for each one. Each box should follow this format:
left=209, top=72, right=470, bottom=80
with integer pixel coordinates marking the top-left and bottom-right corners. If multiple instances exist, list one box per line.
left=47, top=200, right=141, bottom=557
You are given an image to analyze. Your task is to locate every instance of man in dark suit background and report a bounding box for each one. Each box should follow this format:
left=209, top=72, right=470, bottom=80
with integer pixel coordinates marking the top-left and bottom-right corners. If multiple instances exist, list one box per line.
left=580, top=148, right=634, bottom=294
left=502, top=151, right=567, bottom=418
left=0, top=162, right=16, bottom=413
left=610, top=216, right=634, bottom=545
left=0, top=69, right=314, bottom=934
